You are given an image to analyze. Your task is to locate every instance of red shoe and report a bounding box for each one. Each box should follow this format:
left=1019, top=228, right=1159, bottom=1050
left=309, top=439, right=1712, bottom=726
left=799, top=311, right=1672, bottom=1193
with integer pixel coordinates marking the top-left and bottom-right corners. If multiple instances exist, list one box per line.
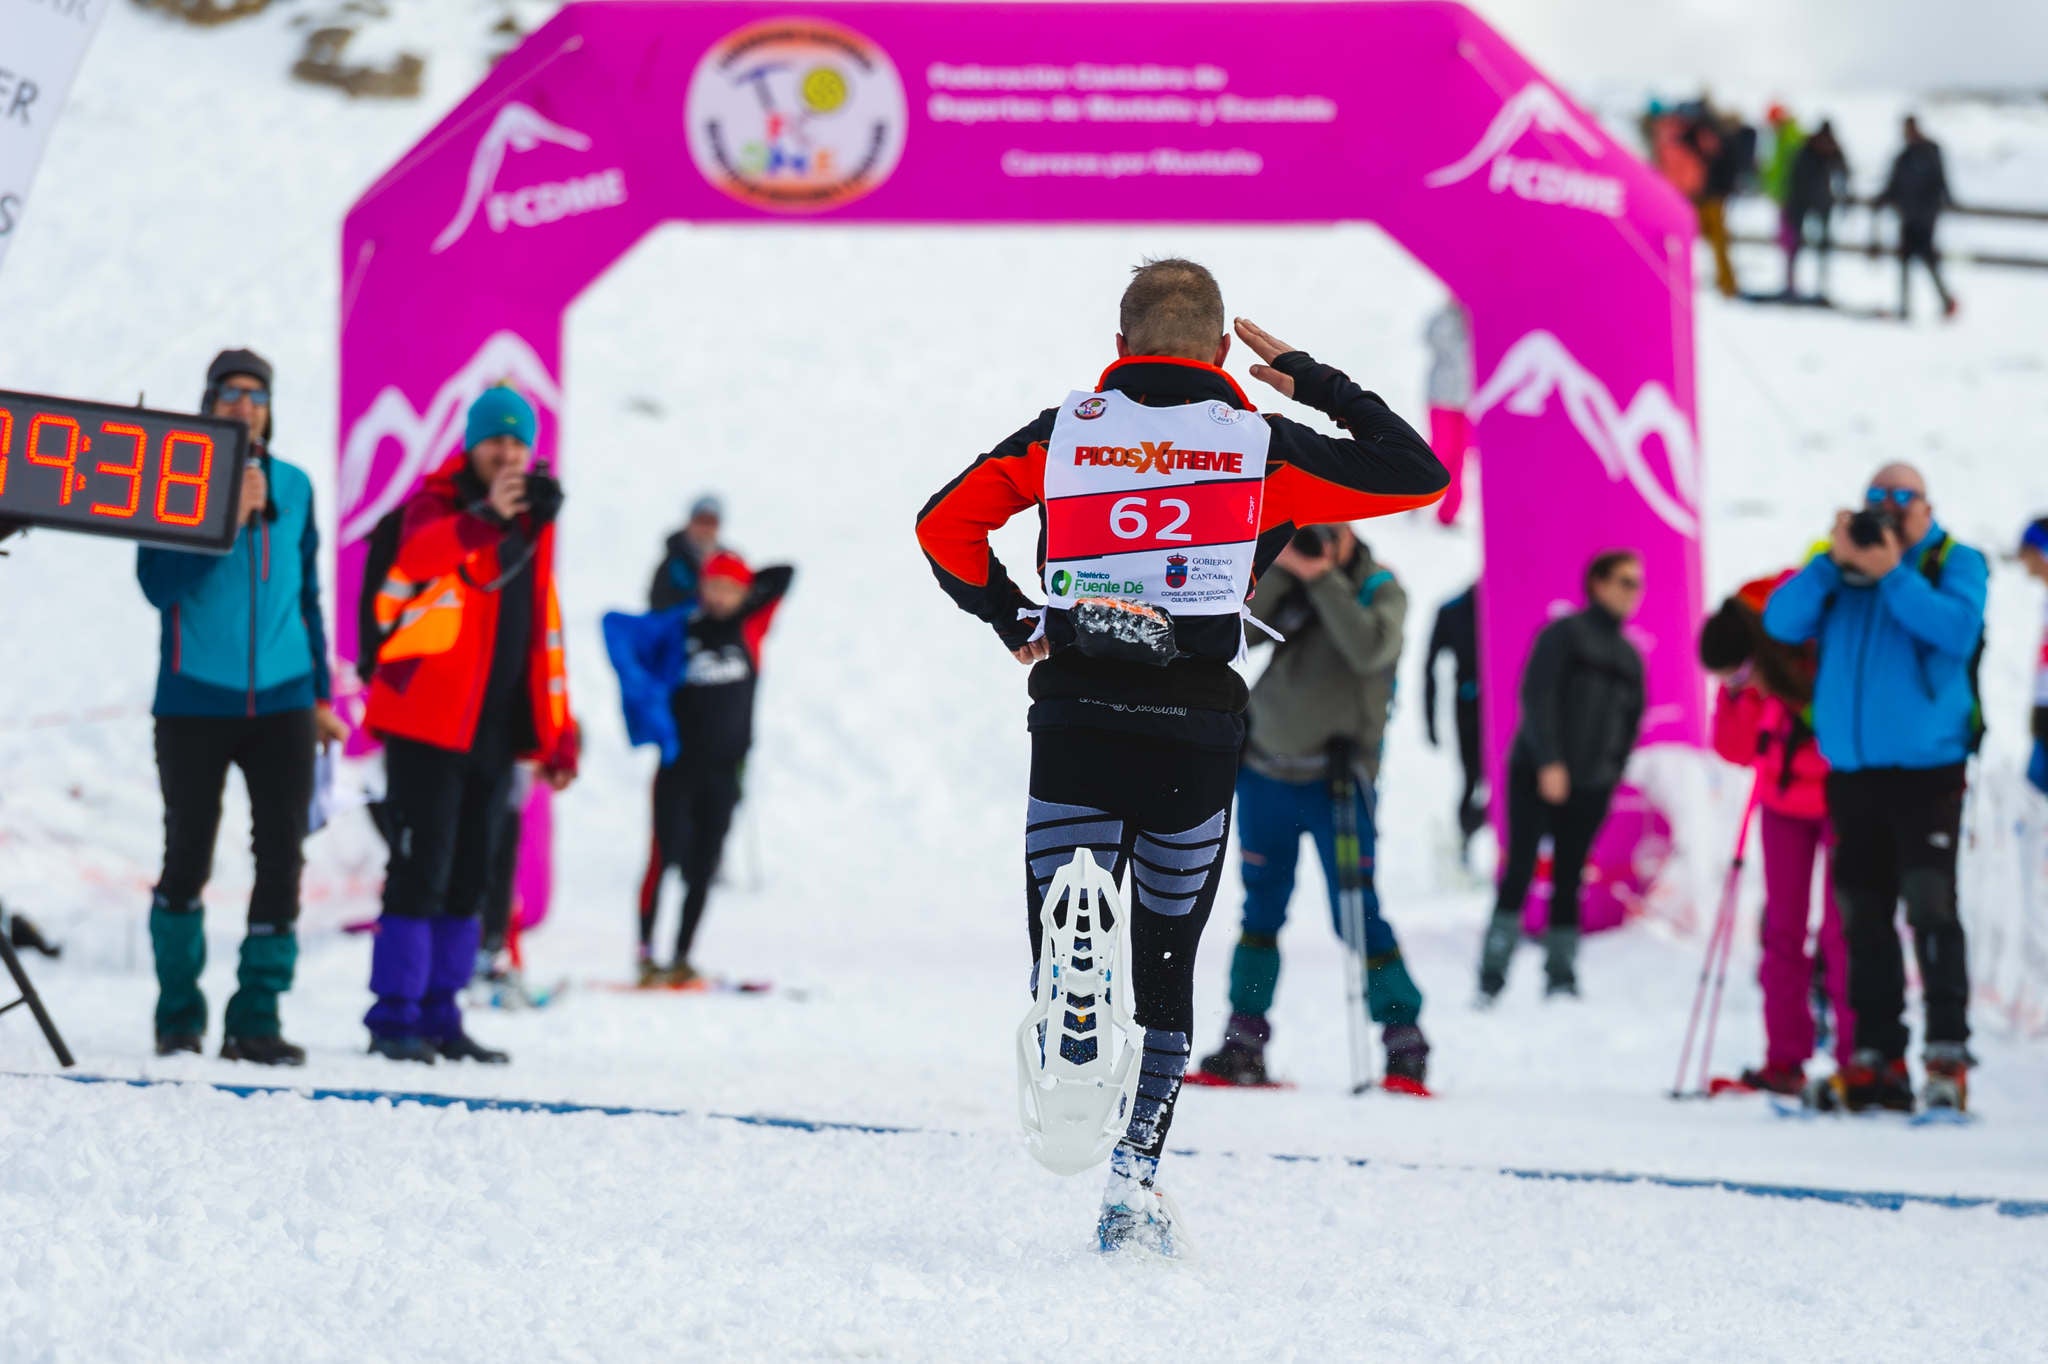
left=1735, top=1063, right=1805, bottom=1096
left=1381, top=1074, right=1433, bottom=1098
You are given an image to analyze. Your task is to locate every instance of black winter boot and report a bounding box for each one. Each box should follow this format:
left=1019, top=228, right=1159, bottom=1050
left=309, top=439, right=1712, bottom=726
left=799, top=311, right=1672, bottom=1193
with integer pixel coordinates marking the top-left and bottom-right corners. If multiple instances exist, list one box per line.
left=369, top=1035, right=439, bottom=1064
left=1196, top=1012, right=1270, bottom=1085
left=221, top=1034, right=306, bottom=1066
left=436, top=1032, right=511, bottom=1064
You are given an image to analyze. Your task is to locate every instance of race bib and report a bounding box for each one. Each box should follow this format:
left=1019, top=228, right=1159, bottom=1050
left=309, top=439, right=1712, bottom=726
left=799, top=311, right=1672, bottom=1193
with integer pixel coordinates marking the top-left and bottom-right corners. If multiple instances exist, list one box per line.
left=1042, top=389, right=1268, bottom=618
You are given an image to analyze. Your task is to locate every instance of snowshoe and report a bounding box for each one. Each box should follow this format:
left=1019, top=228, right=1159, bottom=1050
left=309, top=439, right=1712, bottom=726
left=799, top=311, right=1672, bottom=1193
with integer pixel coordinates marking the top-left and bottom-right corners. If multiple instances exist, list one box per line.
left=220, top=1034, right=306, bottom=1067
left=155, top=1033, right=202, bottom=1058
left=1718, top=1063, right=1804, bottom=1097
left=1830, top=1051, right=1914, bottom=1114
left=1922, top=1043, right=1972, bottom=1114
left=368, top=1035, right=439, bottom=1064
left=435, top=1032, right=510, bottom=1064
left=1096, top=1178, right=1189, bottom=1258
left=1381, top=1024, right=1431, bottom=1097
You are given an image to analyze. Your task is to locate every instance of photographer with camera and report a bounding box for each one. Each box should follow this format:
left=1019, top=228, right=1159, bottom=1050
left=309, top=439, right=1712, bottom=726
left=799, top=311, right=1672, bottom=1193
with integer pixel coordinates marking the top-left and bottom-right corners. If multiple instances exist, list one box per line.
left=136, top=348, right=347, bottom=1065
left=360, top=386, right=578, bottom=1064
left=1195, top=524, right=1430, bottom=1092
left=1763, top=463, right=1986, bottom=1113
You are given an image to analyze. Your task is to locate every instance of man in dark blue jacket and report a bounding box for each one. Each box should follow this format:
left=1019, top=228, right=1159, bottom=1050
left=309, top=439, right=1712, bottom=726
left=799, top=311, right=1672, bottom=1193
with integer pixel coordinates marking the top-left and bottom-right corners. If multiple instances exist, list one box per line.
left=1764, top=463, right=1985, bottom=1112
left=136, top=349, right=346, bottom=1064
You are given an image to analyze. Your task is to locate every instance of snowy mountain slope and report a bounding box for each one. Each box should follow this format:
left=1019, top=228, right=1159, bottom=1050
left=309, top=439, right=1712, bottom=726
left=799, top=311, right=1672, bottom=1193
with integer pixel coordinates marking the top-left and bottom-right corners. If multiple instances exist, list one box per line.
left=3, top=6, right=2048, bottom=1361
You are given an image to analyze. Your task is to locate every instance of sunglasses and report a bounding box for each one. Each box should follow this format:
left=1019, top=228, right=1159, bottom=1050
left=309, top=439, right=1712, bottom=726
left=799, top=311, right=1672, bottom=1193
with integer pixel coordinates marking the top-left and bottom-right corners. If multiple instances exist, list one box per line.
left=216, top=385, right=270, bottom=406
left=1866, top=486, right=1920, bottom=508
left=1611, top=575, right=1645, bottom=591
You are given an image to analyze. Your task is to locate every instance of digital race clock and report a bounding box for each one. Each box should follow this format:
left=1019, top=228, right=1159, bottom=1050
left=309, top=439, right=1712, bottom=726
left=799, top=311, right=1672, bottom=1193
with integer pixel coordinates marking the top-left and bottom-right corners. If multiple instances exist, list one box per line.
left=0, top=389, right=251, bottom=553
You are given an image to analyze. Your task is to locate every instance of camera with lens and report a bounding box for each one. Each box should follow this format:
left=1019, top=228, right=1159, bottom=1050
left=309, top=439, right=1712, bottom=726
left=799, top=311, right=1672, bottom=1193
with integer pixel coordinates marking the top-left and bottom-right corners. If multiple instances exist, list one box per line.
left=524, top=459, right=565, bottom=527
left=1291, top=524, right=1333, bottom=556
left=1847, top=506, right=1897, bottom=549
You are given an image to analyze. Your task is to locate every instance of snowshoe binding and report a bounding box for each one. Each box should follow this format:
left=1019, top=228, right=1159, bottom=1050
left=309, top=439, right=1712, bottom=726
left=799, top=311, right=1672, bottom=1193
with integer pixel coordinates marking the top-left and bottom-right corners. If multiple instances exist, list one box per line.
left=1814, top=1050, right=1914, bottom=1114
left=1096, top=1173, right=1189, bottom=1258
left=1922, top=1043, right=1972, bottom=1114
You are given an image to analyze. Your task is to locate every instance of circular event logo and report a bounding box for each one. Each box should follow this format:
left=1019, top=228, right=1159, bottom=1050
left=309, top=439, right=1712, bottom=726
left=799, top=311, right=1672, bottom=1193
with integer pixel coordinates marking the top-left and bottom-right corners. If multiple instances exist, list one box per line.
left=685, top=18, right=907, bottom=214
left=1074, top=397, right=1107, bottom=420
left=1050, top=569, right=1073, bottom=596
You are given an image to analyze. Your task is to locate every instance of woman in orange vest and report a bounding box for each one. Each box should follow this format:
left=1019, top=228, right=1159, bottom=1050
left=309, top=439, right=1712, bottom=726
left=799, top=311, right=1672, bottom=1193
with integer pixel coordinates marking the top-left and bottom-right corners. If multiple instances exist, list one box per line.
left=362, top=386, right=577, bottom=1063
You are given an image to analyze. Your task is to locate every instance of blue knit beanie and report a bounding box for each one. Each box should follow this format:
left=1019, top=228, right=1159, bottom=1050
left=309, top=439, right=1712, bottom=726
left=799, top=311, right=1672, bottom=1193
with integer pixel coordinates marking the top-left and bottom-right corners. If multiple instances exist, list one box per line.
left=465, top=386, right=537, bottom=450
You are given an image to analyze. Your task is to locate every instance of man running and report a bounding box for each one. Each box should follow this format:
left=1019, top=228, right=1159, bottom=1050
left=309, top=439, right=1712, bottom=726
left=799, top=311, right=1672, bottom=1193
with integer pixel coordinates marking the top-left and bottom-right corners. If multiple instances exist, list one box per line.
left=915, top=259, right=1446, bottom=1253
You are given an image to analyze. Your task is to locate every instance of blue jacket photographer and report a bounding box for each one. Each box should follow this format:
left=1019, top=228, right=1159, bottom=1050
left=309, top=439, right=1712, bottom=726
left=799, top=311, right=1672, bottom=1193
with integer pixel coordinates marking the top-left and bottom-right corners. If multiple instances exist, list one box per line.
left=1762, top=462, right=1985, bottom=1113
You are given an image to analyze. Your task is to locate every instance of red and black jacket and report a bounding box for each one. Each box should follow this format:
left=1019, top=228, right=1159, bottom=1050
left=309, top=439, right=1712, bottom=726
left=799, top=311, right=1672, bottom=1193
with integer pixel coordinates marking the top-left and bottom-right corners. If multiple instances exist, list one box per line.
left=915, top=352, right=1446, bottom=722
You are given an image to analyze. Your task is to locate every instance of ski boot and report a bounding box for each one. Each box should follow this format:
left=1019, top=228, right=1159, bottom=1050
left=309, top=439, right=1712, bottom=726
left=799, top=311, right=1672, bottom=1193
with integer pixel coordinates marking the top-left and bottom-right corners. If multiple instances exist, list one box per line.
left=1382, top=1024, right=1431, bottom=1097
left=1823, top=1050, right=1914, bottom=1113
left=1735, top=1063, right=1805, bottom=1096
left=1195, top=1012, right=1270, bottom=1086
left=435, top=1032, right=511, bottom=1064
left=368, top=1035, right=439, bottom=1064
left=1922, top=1042, right=1972, bottom=1113
left=1096, top=1163, right=1189, bottom=1258
left=220, top=1034, right=307, bottom=1067
left=155, top=1033, right=202, bottom=1058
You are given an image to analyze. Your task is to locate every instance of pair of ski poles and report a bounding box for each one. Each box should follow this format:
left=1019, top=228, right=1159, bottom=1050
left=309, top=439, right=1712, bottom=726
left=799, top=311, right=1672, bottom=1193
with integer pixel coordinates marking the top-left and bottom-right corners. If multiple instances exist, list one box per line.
left=1328, top=741, right=1377, bottom=1096
left=1670, top=778, right=1763, bottom=1099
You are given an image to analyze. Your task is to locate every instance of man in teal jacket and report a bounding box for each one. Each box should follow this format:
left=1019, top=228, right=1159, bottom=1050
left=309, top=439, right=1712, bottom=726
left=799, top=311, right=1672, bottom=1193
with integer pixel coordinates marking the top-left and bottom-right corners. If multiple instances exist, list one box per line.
left=1763, top=462, right=1986, bottom=1113
left=136, top=349, right=347, bottom=1064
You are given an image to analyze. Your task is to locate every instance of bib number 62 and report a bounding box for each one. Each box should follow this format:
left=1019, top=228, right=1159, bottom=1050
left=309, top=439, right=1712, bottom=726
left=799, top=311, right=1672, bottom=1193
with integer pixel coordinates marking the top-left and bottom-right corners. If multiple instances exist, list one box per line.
left=1109, top=495, right=1192, bottom=543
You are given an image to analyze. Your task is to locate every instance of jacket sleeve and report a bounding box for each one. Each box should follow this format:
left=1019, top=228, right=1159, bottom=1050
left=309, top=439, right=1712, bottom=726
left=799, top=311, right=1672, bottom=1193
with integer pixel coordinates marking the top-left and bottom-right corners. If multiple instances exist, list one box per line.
left=1877, top=545, right=1985, bottom=658
left=914, top=413, right=1051, bottom=649
left=393, top=490, right=505, bottom=583
left=299, top=489, right=333, bottom=703
left=1710, top=682, right=1763, bottom=767
left=1247, top=563, right=1298, bottom=638
left=137, top=542, right=225, bottom=609
left=1258, top=352, right=1448, bottom=530
left=1762, top=553, right=1839, bottom=644
left=1305, top=566, right=1405, bottom=678
left=1423, top=605, right=1447, bottom=746
left=1517, top=622, right=1570, bottom=768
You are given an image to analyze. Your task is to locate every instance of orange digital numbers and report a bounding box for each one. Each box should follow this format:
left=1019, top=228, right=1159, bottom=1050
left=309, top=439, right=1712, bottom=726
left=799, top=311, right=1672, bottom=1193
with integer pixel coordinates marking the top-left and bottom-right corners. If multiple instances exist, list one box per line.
left=92, top=421, right=148, bottom=519
left=156, top=430, right=215, bottom=527
left=0, top=405, right=12, bottom=496
left=27, top=412, right=83, bottom=506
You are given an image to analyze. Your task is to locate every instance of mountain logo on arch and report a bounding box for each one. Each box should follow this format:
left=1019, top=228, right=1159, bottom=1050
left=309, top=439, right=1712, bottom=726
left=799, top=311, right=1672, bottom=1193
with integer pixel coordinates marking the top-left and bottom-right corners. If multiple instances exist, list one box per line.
left=685, top=18, right=907, bottom=215
left=432, top=103, right=629, bottom=254
left=1424, top=81, right=1626, bottom=219
left=1468, top=330, right=1699, bottom=538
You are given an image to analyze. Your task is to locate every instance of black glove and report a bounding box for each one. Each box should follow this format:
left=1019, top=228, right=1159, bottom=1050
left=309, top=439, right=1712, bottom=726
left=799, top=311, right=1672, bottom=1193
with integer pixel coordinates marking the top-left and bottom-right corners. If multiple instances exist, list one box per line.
left=524, top=470, right=565, bottom=527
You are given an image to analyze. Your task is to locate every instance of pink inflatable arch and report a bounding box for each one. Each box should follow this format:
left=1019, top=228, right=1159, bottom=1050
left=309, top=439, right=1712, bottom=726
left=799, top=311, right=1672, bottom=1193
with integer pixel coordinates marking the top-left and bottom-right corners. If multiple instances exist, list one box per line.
left=338, top=1, right=1707, bottom=917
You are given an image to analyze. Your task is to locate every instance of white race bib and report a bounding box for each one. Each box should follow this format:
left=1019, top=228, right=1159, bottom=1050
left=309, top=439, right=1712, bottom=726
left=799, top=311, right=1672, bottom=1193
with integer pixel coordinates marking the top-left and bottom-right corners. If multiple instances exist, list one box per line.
left=1042, top=389, right=1268, bottom=618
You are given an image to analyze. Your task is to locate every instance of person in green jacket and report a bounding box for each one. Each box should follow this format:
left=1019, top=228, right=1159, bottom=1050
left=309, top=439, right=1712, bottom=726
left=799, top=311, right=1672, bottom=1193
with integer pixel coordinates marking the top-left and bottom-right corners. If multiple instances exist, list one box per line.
left=1195, top=525, right=1430, bottom=1093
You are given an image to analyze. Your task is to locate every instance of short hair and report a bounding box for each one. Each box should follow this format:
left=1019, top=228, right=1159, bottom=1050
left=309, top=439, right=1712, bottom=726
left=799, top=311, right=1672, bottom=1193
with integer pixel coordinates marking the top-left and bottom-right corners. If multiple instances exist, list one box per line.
left=1697, top=598, right=1755, bottom=672
left=1120, top=258, right=1226, bottom=361
left=1585, top=549, right=1640, bottom=596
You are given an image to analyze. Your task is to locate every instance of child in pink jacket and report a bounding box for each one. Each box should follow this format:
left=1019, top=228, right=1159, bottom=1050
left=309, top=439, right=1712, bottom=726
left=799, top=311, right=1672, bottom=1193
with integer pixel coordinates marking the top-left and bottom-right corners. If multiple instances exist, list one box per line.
left=1701, top=575, right=1856, bottom=1093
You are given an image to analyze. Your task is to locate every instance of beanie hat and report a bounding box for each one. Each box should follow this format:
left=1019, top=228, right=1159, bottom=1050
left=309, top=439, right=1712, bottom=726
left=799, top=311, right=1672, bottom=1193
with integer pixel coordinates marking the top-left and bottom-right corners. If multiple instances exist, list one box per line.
left=466, top=385, right=537, bottom=451
left=2021, top=517, right=2048, bottom=557
left=690, top=494, right=725, bottom=522
left=203, top=347, right=275, bottom=439
left=702, top=551, right=754, bottom=588
left=1697, top=597, right=1756, bottom=673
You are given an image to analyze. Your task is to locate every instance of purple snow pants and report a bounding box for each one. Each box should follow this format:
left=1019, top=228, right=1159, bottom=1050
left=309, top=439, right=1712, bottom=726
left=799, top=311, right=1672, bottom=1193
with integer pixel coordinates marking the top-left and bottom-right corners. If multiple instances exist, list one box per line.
left=1758, top=806, right=1856, bottom=1072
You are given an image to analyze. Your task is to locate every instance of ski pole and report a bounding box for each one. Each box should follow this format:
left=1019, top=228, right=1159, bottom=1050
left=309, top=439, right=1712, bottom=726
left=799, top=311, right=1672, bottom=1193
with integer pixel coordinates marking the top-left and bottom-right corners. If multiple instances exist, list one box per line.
left=1328, top=742, right=1375, bottom=1095
left=1671, top=780, right=1760, bottom=1098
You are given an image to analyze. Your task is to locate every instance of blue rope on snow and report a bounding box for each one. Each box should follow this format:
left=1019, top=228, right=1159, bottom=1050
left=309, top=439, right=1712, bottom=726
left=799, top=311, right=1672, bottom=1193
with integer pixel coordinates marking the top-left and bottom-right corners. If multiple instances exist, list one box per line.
left=14, top=1070, right=2046, bottom=1220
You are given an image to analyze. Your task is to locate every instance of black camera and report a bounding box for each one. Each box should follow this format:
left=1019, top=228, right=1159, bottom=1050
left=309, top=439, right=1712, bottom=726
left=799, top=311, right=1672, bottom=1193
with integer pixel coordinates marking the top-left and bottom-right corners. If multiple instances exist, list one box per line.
left=524, top=459, right=564, bottom=527
left=1847, top=506, right=1897, bottom=548
left=1291, top=524, right=1333, bottom=556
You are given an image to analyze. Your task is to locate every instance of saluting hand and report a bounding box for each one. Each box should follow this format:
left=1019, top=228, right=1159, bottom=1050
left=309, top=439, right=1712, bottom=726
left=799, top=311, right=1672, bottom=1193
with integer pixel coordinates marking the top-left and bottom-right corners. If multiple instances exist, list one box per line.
left=1234, top=318, right=1298, bottom=400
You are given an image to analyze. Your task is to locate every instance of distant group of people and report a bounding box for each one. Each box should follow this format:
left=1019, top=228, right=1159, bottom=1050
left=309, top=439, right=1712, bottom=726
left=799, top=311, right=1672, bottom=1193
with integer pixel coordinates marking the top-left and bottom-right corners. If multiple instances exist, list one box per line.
left=1648, top=98, right=1959, bottom=319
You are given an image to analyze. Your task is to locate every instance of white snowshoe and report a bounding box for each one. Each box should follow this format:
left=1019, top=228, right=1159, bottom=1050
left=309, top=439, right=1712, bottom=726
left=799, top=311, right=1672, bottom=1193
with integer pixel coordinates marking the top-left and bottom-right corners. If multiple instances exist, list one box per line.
left=1016, top=849, right=1145, bottom=1176
left=1096, top=1173, right=1190, bottom=1258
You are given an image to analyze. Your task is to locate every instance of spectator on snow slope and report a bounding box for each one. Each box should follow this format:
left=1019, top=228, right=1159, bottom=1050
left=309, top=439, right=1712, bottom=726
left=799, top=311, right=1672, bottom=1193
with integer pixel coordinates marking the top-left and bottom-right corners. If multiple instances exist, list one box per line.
left=137, top=348, right=348, bottom=1066
left=1424, top=582, right=1486, bottom=853
left=649, top=493, right=727, bottom=612
left=1781, top=119, right=1850, bottom=298
left=361, top=386, right=579, bottom=1065
left=1875, top=116, right=1958, bottom=321
left=1475, top=551, right=1646, bottom=1004
left=1763, top=463, right=1985, bottom=1113
left=1194, top=526, right=1431, bottom=1095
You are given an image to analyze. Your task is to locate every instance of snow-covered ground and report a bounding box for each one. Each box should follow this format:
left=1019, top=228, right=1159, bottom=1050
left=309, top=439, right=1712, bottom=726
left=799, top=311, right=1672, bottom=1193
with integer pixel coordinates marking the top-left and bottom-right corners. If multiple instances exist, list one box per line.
left=3, top=6, right=2048, bottom=1361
